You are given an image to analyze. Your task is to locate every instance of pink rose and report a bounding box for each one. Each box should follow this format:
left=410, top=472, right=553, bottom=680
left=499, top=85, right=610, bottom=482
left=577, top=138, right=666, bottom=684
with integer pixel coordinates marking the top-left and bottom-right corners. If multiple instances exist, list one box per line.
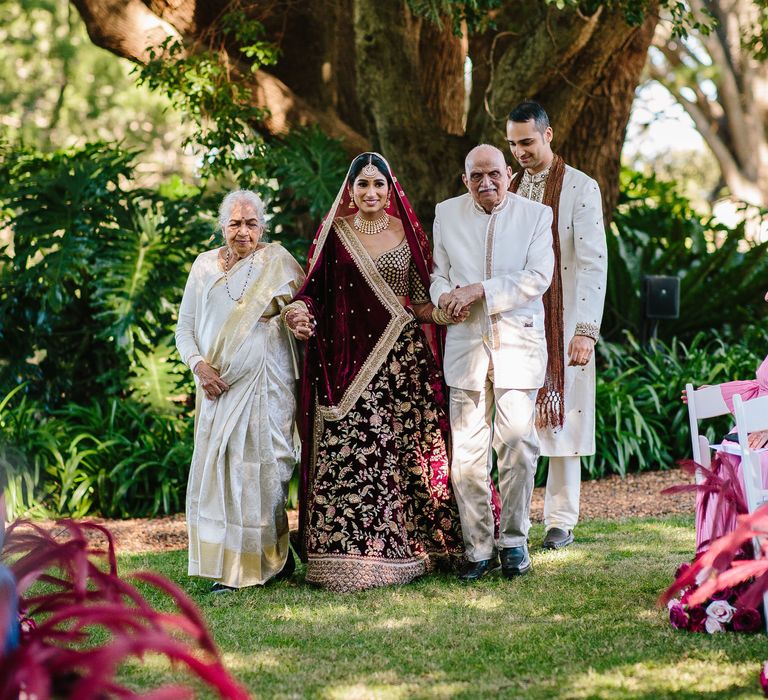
left=706, top=599, right=735, bottom=624
left=732, top=607, right=763, bottom=633
left=669, top=604, right=689, bottom=630
left=705, top=617, right=725, bottom=634
left=760, top=661, right=768, bottom=697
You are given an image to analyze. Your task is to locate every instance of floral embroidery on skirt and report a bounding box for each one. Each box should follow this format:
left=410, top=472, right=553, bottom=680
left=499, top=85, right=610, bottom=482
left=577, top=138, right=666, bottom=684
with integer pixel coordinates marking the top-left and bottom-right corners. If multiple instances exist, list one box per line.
left=305, top=321, right=463, bottom=592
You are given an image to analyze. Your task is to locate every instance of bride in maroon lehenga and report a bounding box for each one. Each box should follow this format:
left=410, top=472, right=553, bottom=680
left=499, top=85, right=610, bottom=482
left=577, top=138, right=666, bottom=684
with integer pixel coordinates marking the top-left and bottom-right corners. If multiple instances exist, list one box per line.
left=282, top=153, right=464, bottom=592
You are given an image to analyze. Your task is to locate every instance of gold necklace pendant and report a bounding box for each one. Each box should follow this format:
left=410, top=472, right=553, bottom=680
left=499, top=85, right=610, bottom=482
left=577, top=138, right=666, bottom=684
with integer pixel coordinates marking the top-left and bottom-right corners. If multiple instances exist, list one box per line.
left=354, top=211, right=390, bottom=235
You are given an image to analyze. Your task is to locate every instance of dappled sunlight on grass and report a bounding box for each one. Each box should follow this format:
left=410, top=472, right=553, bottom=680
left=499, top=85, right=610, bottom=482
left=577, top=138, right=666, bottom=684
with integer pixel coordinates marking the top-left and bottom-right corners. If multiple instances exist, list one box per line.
left=221, top=650, right=283, bottom=670
left=115, top=515, right=768, bottom=699
left=367, top=616, right=420, bottom=631
left=319, top=682, right=470, bottom=700
left=321, top=678, right=467, bottom=700
left=563, top=659, right=757, bottom=699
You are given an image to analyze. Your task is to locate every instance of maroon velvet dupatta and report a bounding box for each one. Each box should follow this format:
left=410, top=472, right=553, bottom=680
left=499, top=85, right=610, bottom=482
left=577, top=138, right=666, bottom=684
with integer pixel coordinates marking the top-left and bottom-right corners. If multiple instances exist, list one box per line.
left=291, top=153, right=443, bottom=558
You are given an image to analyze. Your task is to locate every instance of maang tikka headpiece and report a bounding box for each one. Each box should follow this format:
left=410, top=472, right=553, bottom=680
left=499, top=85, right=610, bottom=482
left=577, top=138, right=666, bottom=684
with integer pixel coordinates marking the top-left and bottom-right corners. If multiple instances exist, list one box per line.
left=361, top=160, right=378, bottom=177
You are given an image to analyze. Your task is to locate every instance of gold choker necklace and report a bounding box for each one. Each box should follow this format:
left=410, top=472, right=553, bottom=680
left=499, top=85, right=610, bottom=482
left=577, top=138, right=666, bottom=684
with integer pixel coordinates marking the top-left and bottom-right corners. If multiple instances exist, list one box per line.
left=354, top=211, right=390, bottom=235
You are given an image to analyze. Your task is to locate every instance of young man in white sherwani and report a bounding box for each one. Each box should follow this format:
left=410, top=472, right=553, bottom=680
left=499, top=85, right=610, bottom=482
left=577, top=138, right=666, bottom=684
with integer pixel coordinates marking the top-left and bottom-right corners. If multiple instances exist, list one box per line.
left=506, top=101, right=608, bottom=550
left=430, top=145, right=554, bottom=582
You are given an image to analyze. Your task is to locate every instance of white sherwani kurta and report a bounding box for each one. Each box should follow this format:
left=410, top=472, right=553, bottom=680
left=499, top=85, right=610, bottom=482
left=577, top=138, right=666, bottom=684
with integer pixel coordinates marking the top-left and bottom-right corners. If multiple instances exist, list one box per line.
left=175, top=243, right=304, bottom=587
left=430, top=192, right=554, bottom=559
left=516, top=163, right=607, bottom=534
left=517, top=165, right=607, bottom=457
left=430, top=193, right=554, bottom=391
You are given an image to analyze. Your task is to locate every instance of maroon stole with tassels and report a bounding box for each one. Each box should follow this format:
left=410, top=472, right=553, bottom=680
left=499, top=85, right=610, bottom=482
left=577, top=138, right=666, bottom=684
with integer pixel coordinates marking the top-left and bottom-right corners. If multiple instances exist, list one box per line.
left=509, top=154, right=566, bottom=430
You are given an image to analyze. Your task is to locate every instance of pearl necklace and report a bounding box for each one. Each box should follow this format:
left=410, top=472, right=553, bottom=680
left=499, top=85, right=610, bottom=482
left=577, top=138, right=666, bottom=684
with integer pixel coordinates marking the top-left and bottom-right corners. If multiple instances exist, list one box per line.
left=224, top=247, right=256, bottom=304
left=354, top=211, right=390, bottom=235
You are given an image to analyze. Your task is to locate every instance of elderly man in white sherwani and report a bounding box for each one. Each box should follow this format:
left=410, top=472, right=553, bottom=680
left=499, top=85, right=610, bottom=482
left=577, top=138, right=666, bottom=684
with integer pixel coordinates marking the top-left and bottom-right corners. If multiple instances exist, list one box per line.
left=430, top=144, right=554, bottom=582
left=506, top=101, right=608, bottom=550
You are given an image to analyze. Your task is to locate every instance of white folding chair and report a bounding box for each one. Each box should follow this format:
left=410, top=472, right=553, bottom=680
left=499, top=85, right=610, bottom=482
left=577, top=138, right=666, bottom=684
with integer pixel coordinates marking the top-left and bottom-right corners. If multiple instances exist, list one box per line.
left=733, top=393, right=768, bottom=633
left=685, top=383, right=730, bottom=484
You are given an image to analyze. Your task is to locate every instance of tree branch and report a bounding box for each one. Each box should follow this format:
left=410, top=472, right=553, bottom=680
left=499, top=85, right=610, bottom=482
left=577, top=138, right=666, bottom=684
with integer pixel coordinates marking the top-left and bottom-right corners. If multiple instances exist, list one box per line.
left=648, top=63, right=751, bottom=197
left=689, top=0, right=753, bottom=168
left=653, top=42, right=718, bottom=127
left=69, top=0, right=369, bottom=153
left=71, top=0, right=181, bottom=62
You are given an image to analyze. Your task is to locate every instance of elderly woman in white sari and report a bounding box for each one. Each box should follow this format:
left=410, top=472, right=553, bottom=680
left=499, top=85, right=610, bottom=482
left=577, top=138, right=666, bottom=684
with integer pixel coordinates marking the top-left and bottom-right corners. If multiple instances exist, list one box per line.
left=175, top=190, right=305, bottom=592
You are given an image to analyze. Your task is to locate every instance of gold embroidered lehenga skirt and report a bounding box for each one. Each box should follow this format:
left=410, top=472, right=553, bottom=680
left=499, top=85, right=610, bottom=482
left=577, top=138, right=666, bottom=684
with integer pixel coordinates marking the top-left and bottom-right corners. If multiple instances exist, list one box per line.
left=304, top=321, right=463, bottom=592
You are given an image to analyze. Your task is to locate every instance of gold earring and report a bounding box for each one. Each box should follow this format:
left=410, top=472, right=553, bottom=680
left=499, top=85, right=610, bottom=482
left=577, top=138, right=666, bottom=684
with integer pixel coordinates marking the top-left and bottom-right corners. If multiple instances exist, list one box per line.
left=386, top=196, right=391, bottom=208
left=348, top=192, right=356, bottom=209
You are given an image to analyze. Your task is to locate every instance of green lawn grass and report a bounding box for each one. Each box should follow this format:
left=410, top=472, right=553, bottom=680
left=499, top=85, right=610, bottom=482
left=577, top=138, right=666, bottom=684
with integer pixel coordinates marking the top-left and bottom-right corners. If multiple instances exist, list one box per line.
left=117, top=517, right=768, bottom=699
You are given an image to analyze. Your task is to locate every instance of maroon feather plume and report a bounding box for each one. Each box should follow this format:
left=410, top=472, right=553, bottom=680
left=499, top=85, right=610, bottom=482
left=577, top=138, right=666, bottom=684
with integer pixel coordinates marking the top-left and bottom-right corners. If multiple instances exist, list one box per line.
left=0, top=520, right=251, bottom=700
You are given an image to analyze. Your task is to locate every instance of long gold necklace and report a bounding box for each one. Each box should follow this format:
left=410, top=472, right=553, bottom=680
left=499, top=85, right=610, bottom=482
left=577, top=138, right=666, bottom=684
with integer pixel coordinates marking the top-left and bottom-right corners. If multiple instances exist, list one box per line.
left=354, top=211, right=390, bottom=236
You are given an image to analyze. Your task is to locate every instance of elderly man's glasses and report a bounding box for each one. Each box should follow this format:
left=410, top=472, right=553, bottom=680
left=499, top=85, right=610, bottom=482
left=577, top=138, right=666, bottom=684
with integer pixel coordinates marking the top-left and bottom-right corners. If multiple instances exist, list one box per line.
left=227, top=219, right=261, bottom=232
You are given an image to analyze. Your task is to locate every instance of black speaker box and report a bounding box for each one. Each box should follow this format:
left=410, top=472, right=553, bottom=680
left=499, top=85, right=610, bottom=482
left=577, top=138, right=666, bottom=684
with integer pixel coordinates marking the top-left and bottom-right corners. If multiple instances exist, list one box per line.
left=644, top=275, right=680, bottom=319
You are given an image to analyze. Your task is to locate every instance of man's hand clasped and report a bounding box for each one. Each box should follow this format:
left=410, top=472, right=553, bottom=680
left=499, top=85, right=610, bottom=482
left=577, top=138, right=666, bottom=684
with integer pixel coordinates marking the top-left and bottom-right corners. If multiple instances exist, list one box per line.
left=439, top=284, right=484, bottom=321
left=286, top=308, right=316, bottom=341
left=193, top=361, right=230, bottom=401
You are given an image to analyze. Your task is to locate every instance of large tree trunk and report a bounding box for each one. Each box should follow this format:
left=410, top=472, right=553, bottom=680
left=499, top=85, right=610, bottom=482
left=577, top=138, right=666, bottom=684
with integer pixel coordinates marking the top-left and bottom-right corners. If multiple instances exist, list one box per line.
left=71, top=0, right=659, bottom=224
left=468, top=2, right=658, bottom=219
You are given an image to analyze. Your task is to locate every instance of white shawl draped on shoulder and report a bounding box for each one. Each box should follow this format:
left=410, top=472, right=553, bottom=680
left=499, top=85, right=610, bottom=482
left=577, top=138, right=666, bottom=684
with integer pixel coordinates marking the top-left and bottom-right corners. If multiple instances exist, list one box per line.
left=176, top=243, right=305, bottom=587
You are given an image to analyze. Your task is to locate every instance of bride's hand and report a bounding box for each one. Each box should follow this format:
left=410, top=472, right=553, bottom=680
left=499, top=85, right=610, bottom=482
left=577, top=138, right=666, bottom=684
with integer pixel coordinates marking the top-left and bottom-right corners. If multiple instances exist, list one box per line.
left=286, top=309, right=315, bottom=341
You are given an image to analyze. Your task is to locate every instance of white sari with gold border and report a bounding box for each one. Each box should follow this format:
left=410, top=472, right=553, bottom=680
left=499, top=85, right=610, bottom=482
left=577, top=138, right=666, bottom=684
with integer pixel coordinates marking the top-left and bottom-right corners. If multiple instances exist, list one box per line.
left=176, top=243, right=304, bottom=587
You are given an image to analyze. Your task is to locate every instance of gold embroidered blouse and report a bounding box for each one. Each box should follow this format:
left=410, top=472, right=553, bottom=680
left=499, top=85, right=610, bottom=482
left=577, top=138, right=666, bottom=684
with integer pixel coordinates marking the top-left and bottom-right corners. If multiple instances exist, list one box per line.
left=374, top=238, right=430, bottom=304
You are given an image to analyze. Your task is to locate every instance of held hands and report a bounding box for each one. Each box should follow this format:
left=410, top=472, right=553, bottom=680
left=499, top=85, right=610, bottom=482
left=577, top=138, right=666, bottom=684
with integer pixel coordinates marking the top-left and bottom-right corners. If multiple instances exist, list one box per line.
left=286, top=308, right=316, bottom=341
left=439, top=284, right=484, bottom=320
left=194, top=361, right=230, bottom=401
left=568, top=335, right=595, bottom=366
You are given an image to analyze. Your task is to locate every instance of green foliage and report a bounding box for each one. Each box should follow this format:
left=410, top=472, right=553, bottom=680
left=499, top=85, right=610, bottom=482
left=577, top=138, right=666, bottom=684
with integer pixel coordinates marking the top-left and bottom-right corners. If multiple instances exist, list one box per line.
left=743, top=0, right=768, bottom=59
left=1, top=389, right=193, bottom=519
left=0, top=0, right=191, bottom=180
left=406, top=0, right=502, bottom=34
left=266, top=127, right=351, bottom=265
left=0, top=142, right=212, bottom=407
left=584, top=326, right=768, bottom=480
left=134, top=7, right=280, bottom=184
left=409, top=0, right=713, bottom=37
left=603, top=170, right=768, bottom=343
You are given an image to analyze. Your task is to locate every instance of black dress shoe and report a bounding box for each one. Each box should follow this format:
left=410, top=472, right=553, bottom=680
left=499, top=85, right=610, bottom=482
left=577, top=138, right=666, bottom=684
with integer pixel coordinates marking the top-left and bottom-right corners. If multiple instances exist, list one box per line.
left=211, top=582, right=237, bottom=594
left=500, top=545, right=531, bottom=577
left=542, top=527, right=574, bottom=550
left=457, top=557, right=500, bottom=583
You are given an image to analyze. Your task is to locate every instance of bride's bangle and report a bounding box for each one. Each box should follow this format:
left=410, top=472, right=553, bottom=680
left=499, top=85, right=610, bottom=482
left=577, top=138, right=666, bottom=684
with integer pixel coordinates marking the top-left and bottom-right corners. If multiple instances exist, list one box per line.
left=431, top=307, right=453, bottom=325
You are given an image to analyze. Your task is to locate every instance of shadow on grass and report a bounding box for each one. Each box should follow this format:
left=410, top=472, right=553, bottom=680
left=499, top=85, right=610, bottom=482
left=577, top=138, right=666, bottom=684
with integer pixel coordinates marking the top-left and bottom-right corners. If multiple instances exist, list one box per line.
left=118, top=517, right=767, bottom=700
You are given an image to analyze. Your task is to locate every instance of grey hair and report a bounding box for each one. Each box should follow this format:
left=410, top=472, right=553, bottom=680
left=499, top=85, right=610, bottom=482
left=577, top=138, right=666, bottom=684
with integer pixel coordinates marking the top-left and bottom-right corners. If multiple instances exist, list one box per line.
left=464, top=144, right=507, bottom=173
left=217, top=189, right=266, bottom=235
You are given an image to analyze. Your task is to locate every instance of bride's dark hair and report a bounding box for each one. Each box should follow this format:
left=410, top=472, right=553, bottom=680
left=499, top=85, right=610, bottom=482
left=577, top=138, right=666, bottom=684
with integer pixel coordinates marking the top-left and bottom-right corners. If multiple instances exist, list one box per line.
left=347, top=153, right=393, bottom=187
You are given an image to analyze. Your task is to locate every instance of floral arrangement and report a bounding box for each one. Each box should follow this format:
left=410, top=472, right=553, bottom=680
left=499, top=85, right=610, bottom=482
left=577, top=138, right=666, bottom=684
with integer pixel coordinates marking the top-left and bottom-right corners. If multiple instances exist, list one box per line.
left=661, top=501, right=768, bottom=697
left=666, top=559, right=764, bottom=634
left=0, top=519, right=251, bottom=700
